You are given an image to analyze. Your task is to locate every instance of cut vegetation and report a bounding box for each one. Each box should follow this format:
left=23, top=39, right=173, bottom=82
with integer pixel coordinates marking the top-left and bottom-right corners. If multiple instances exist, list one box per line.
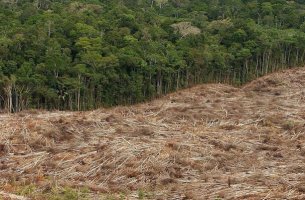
left=1, top=67, right=305, bottom=199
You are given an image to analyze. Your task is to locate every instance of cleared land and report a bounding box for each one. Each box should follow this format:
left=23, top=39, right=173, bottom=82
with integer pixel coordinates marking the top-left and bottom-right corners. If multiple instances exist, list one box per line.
left=1, top=68, right=305, bottom=199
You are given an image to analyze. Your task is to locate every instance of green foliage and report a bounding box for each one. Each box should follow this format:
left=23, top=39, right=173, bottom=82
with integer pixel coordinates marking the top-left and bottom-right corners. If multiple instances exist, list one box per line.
left=1, top=0, right=305, bottom=111
left=17, top=184, right=36, bottom=196
left=138, top=189, right=146, bottom=199
left=49, top=188, right=79, bottom=200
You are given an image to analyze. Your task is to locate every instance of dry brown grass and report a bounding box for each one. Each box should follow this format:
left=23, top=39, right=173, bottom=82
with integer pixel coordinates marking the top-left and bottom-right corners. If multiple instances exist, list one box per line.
left=2, top=67, right=305, bottom=199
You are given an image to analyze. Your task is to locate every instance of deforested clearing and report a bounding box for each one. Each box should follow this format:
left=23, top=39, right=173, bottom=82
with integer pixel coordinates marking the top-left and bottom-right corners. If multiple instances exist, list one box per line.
left=2, top=67, right=305, bottom=199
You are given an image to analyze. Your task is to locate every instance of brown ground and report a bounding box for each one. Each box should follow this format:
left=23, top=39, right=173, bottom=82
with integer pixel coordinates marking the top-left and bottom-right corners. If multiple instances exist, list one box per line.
left=1, top=68, right=305, bottom=199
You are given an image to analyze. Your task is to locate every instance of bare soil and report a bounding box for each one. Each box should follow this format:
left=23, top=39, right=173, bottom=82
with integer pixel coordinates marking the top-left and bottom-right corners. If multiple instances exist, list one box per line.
left=1, top=68, right=305, bottom=199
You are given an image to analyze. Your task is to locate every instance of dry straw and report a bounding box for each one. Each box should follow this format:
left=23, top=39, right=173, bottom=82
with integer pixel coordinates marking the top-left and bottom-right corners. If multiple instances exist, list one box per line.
left=1, top=68, right=305, bottom=199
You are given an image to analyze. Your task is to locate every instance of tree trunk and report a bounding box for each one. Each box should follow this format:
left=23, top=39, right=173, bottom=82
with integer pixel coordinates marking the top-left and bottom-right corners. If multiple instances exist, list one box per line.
left=4, top=84, right=13, bottom=113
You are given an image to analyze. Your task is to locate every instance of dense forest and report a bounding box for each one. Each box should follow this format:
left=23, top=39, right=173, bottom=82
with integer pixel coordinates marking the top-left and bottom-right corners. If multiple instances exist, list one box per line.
left=1, top=0, right=305, bottom=111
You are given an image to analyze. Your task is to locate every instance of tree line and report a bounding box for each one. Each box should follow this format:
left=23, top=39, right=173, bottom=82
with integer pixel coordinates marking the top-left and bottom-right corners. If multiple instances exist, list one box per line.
left=1, top=0, right=305, bottom=112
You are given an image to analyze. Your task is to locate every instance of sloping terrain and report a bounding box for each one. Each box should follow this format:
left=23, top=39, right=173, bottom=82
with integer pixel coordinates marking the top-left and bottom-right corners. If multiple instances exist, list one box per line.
left=1, top=67, right=305, bottom=199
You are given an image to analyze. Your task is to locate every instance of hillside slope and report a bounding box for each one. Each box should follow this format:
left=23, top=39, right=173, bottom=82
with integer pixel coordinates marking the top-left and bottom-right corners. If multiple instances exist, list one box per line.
left=1, top=67, right=305, bottom=199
